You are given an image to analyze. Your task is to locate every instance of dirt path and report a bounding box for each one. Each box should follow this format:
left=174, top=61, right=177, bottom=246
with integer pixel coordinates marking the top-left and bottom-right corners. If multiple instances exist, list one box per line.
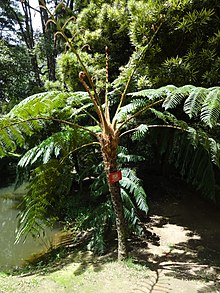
left=0, top=181, right=220, bottom=293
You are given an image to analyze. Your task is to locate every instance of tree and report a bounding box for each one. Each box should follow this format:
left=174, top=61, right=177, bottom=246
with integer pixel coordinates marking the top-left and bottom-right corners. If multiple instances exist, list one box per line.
left=127, top=0, right=220, bottom=88
left=0, top=39, right=36, bottom=111
left=0, top=3, right=219, bottom=260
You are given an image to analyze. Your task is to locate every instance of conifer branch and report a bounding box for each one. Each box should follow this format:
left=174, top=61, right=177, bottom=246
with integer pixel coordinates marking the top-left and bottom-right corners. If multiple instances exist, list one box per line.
left=112, top=21, right=163, bottom=128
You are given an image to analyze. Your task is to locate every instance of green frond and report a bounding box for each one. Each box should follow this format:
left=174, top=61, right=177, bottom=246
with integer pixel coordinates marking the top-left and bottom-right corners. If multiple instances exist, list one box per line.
left=0, top=128, right=16, bottom=152
left=168, top=130, right=217, bottom=199
left=150, top=109, right=188, bottom=129
left=121, top=189, right=140, bottom=227
left=90, top=171, right=109, bottom=198
left=148, top=125, right=218, bottom=199
left=120, top=168, right=148, bottom=214
left=129, top=85, right=177, bottom=99
left=8, top=124, right=25, bottom=147
left=131, top=124, right=149, bottom=141
left=183, top=87, right=208, bottom=118
left=16, top=159, right=73, bottom=242
left=117, top=146, right=145, bottom=163
left=9, top=91, right=90, bottom=120
left=18, top=127, right=95, bottom=170
left=83, top=201, right=114, bottom=255
left=0, top=91, right=93, bottom=159
left=131, top=85, right=220, bottom=128
left=208, top=138, right=220, bottom=168
left=116, top=98, right=148, bottom=122
left=163, top=85, right=195, bottom=110
left=200, top=88, right=220, bottom=127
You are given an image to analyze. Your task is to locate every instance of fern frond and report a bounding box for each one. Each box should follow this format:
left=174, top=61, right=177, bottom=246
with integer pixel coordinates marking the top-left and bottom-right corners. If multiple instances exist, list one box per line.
left=183, top=87, right=208, bottom=118
left=121, top=189, right=140, bottom=227
left=130, top=85, right=177, bottom=99
left=168, top=130, right=217, bottom=199
left=0, top=90, right=94, bottom=158
left=8, top=91, right=90, bottom=122
left=200, top=88, right=220, bottom=127
left=163, top=85, right=195, bottom=110
left=150, top=109, right=188, bottom=129
left=131, top=85, right=220, bottom=127
left=131, top=124, right=149, bottom=141
left=208, top=138, right=220, bottom=168
left=120, top=168, right=148, bottom=214
left=117, top=145, right=145, bottom=163
left=18, top=126, right=95, bottom=170
left=16, top=159, right=73, bottom=242
left=116, top=98, right=148, bottom=122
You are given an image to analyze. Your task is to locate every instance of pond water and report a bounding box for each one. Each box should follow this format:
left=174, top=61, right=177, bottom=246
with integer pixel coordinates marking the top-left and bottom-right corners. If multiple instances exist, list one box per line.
left=0, top=184, right=58, bottom=270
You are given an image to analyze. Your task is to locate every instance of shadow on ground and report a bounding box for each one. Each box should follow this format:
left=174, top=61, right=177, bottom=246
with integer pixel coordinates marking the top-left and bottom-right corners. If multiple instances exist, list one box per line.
left=129, top=175, right=220, bottom=292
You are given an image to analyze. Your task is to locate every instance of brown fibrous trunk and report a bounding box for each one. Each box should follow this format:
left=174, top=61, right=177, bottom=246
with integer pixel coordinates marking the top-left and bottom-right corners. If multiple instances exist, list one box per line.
left=98, top=129, right=128, bottom=260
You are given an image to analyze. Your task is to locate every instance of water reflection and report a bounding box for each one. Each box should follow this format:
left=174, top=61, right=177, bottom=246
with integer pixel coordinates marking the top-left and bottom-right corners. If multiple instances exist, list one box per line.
left=0, top=185, right=56, bottom=270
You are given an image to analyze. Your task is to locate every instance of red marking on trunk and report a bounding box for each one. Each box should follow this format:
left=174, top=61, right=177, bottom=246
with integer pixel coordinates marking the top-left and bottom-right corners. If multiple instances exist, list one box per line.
left=108, top=170, right=122, bottom=184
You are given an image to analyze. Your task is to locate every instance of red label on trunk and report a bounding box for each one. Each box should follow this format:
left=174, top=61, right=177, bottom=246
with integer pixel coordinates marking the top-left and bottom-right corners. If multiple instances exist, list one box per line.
left=108, top=170, right=122, bottom=184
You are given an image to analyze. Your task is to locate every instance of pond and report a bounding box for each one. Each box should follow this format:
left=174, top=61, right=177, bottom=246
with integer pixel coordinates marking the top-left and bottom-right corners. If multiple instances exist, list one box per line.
left=0, top=184, right=59, bottom=270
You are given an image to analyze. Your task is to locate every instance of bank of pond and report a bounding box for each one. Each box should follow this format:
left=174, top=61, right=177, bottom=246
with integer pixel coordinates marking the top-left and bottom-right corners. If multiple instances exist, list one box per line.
left=0, top=184, right=63, bottom=271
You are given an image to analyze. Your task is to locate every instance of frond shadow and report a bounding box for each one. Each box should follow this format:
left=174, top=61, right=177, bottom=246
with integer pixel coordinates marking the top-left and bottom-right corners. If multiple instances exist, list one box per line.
left=129, top=176, right=220, bottom=290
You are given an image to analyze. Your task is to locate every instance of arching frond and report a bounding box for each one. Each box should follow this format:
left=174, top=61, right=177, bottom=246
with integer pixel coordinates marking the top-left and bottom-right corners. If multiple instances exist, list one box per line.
left=150, top=109, right=188, bottom=129
left=115, top=98, right=148, bottom=122
left=121, top=188, right=141, bottom=230
left=131, top=85, right=220, bottom=127
left=183, top=87, right=208, bottom=118
left=18, top=126, right=96, bottom=171
left=131, top=124, right=149, bottom=141
left=16, top=159, right=73, bottom=242
left=0, top=91, right=93, bottom=158
left=208, top=138, right=220, bottom=168
left=120, top=168, right=148, bottom=214
left=117, top=146, right=145, bottom=163
left=162, top=85, right=195, bottom=110
left=0, top=117, right=45, bottom=157
left=9, top=91, right=90, bottom=120
left=151, top=127, right=218, bottom=199
left=200, top=88, right=220, bottom=127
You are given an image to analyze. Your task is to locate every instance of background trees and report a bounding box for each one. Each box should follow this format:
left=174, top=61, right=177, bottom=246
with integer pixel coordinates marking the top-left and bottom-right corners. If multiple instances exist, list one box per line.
left=128, top=0, right=220, bottom=88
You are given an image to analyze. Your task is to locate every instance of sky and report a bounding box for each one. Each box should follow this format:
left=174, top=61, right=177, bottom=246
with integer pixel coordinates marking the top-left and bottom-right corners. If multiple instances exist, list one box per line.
left=19, top=0, right=42, bottom=30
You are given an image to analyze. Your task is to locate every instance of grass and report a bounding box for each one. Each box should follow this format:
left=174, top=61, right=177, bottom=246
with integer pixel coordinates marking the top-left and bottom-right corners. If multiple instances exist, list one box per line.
left=0, top=251, right=150, bottom=293
left=49, top=260, right=149, bottom=293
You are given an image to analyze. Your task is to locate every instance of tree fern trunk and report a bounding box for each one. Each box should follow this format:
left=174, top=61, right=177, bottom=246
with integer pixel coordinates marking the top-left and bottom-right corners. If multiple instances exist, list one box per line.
left=108, top=180, right=128, bottom=260
left=98, top=131, right=128, bottom=260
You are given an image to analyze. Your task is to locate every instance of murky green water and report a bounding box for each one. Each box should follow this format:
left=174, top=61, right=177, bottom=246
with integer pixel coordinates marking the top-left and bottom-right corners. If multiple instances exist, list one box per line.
left=0, top=185, right=57, bottom=270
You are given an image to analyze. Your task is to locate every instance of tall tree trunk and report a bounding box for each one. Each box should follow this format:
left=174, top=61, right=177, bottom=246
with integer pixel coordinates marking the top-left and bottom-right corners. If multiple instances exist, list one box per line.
left=20, top=0, right=42, bottom=87
left=39, top=0, right=57, bottom=81
left=98, top=130, right=128, bottom=260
